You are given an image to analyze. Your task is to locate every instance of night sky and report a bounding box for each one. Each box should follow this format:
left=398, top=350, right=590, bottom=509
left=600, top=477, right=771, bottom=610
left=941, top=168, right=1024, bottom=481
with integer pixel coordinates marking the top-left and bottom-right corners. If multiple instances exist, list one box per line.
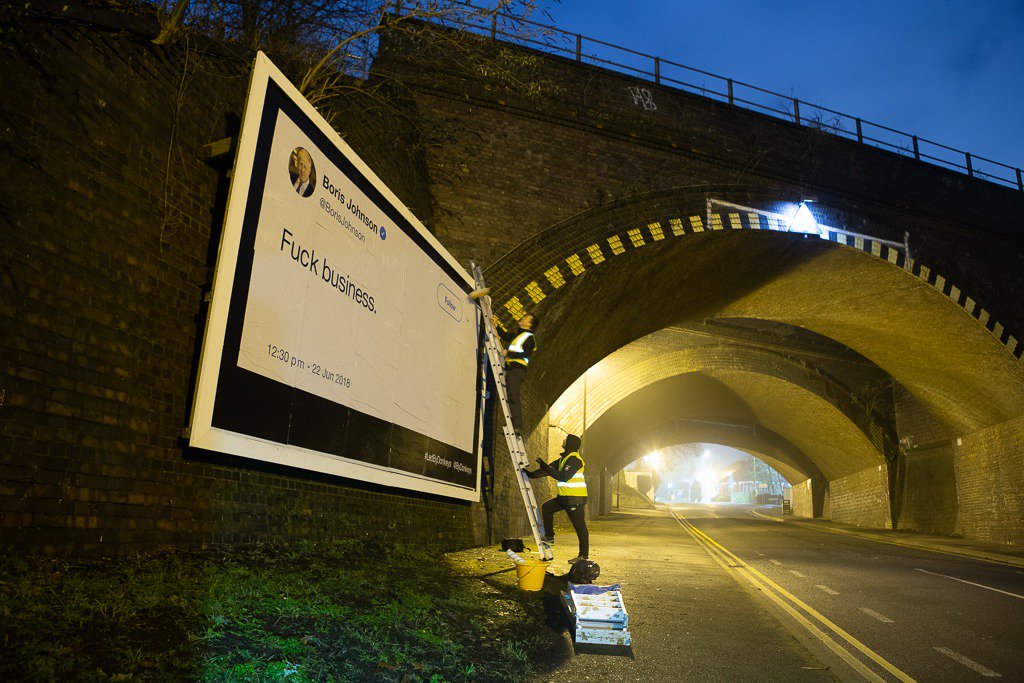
left=541, top=1, right=1024, bottom=176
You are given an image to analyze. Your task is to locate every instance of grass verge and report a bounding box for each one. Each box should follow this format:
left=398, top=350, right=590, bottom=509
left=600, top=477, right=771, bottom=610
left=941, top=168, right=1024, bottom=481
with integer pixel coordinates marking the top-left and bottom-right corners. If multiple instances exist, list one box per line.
left=0, top=540, right=565, bottom=681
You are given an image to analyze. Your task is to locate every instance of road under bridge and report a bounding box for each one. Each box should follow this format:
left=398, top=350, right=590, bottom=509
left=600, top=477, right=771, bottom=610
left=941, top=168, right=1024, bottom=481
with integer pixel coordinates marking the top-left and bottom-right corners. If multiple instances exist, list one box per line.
left=515, top=504, right=1024, bottom=680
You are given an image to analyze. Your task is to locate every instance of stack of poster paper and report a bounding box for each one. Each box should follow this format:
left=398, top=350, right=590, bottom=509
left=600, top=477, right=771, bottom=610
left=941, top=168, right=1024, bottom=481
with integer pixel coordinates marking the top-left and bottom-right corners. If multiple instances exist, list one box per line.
left=566, top=583, right=631, bottom=647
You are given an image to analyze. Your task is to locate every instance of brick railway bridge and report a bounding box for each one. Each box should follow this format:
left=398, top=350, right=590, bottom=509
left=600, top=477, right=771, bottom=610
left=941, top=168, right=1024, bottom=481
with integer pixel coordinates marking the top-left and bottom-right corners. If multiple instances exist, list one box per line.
left=2, top=7, right=1023, bottom=553
left=374, top=24, right=1024, bottom=543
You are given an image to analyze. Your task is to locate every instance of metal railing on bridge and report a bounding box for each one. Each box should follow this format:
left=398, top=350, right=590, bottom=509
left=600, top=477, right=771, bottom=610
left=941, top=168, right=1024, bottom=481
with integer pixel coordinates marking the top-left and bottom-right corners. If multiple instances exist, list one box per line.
left=394, top=0, right=1023, bottom=193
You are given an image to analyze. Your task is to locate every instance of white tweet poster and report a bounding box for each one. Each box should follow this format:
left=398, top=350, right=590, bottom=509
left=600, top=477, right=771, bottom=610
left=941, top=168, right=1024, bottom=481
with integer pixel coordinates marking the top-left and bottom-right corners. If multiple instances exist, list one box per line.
left=189, top=53, right=482, bottom=501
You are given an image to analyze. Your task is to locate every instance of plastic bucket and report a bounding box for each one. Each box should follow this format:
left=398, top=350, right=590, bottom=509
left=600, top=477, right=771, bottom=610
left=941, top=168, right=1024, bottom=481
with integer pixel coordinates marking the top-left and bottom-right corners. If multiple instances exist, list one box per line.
left=515, top=559, right=547, bottom=591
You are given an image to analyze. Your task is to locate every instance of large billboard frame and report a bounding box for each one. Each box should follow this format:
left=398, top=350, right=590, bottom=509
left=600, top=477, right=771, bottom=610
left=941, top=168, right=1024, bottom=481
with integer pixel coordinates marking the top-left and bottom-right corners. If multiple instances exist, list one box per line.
left=189, top=52, right=482, bottom=502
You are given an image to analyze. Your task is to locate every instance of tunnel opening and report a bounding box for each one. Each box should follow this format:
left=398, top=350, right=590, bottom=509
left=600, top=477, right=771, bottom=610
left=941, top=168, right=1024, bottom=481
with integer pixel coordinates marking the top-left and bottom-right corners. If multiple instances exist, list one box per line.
left=612, top=444, right=792, bottom=508
left=538, top=322, right=891, bottom=525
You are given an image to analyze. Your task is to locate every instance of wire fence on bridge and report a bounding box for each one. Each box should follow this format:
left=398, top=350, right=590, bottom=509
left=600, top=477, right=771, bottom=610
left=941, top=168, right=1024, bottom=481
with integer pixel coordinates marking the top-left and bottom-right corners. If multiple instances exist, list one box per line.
left=164, top=0, right=1022, bottom=192
left=396, top=0, right=1022, bottom=193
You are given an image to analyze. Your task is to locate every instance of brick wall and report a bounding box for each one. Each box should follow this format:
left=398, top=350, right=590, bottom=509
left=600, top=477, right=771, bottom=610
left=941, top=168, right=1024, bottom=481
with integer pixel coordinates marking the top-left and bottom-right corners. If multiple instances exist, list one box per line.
left=376, top=30, right=1023, bottom=545
left=894, top=386, right=958, bottom=448
left=377, top=25, right=1024, bottom=344
left=954, top=414, right=1024, bottom=545
left=830, top=466, right=891, bottom=528
left=790, top=479, right=813, bottom=518
left=893, top=385, right=960, bottom=535
left=0, top=8, right=494, bottom=556
left=897, top=446, right=958, bottom=536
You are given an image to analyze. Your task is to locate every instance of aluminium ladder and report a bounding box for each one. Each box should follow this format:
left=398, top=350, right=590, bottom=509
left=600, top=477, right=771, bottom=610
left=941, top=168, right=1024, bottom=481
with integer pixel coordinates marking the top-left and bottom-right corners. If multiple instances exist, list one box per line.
left=470, top=264, right=553, bottom=562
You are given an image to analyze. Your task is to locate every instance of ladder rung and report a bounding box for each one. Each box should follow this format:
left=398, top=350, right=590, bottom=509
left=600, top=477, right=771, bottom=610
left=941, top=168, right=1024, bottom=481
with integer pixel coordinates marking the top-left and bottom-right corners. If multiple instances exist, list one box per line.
left=473, top=263, right=552, bottom=561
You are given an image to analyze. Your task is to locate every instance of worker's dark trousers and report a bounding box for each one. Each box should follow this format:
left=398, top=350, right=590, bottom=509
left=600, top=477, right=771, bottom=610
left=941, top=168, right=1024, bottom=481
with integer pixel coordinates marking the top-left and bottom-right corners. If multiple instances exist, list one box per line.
left=542, top=498, right=589, bottom=558
left=505, top=363, right=526, bottom=433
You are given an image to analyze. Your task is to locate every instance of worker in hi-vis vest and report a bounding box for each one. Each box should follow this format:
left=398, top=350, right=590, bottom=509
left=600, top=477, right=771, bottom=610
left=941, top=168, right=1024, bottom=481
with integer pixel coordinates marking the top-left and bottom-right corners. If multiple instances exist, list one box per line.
left=524, top=433, right=589, bottom=563
left=501, top=313, right=536, bottom=436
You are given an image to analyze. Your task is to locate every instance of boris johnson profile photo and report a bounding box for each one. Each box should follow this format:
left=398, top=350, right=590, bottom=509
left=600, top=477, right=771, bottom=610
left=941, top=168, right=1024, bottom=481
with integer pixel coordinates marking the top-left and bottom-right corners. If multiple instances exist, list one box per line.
left=289, top=147, right=316, bottom=198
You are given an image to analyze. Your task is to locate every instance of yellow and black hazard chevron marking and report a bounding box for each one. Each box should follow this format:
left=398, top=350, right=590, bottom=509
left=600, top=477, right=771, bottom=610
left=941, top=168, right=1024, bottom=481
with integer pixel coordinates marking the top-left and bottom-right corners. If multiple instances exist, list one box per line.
left=498, top=211, right=1022, bottom=362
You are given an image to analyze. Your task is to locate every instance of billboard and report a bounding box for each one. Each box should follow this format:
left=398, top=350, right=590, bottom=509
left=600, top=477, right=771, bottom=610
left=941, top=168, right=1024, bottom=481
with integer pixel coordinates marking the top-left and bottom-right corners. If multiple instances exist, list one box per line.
left=189, top=53, right=482, bottom=501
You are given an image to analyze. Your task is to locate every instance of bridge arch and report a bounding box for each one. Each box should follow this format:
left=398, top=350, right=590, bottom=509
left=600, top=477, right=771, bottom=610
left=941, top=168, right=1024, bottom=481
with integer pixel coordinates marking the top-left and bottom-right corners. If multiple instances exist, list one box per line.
left=487, top=186, right=1024, bottom=531
left=546, top=333, right=897, bottom=467
left=565, top=371, right=829, bottom=479
left=550, top=368, right=884, bottom=522
left=486, top=186, right=1024, bottom=438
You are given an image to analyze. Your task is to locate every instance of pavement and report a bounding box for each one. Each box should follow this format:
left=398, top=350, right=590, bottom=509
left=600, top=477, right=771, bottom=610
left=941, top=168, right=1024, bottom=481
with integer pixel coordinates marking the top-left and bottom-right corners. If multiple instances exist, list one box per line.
left=448, top=505, right=1024, bottom=679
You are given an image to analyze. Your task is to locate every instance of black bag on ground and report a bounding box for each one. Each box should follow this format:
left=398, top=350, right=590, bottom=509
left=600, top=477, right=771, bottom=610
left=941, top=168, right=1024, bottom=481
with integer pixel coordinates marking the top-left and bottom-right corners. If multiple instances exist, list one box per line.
left=567, top=560, right=600, bottom=584
left=501, top=538, right=526, bottom=553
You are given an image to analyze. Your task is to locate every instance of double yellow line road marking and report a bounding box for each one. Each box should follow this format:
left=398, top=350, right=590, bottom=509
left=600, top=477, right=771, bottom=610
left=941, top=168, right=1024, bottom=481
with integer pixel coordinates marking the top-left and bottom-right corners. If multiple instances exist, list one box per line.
left=670, top=509, right=915, bottom=682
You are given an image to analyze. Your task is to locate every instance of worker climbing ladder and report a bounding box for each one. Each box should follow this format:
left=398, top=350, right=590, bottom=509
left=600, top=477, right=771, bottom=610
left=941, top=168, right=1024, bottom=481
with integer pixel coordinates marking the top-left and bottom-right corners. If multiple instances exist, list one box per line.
left=470, top=264, right=553, bottom=562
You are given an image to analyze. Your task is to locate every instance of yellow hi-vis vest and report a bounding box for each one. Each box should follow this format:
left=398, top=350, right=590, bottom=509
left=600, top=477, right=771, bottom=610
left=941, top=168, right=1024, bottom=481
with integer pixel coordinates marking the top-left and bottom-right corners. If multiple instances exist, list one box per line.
left=556, top=451, right=587, bottom=497
left=506, top=331, right=534, bottom=366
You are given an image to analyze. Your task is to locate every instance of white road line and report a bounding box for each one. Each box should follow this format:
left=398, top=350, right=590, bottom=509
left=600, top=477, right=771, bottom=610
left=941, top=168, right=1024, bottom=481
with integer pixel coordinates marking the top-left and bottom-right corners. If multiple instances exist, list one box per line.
left=915, top=568, right=1024, bottom=600
left=789, top=570, right=807, bottom=578
left=933, top=647, right=1002, bottom=678
left=815, top=584, right=839, bottom=595
left=859, top=607, right=894, bottom=624
left=769, top=559, right=782, bottom=566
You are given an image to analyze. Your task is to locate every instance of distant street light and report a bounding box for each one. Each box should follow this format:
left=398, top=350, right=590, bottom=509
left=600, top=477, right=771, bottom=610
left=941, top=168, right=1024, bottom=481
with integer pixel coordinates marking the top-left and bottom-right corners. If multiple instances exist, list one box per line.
left=697, top=467, right=718, bottom=503
left=643, top=450, right=662, bottom=471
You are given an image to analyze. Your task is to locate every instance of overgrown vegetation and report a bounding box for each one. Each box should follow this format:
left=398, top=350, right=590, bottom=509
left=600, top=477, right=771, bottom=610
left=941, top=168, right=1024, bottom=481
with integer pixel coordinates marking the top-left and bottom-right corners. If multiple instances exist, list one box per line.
left=148, top=0, right=558, bottom=114
left=0, top=541, right=563, bottom=681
